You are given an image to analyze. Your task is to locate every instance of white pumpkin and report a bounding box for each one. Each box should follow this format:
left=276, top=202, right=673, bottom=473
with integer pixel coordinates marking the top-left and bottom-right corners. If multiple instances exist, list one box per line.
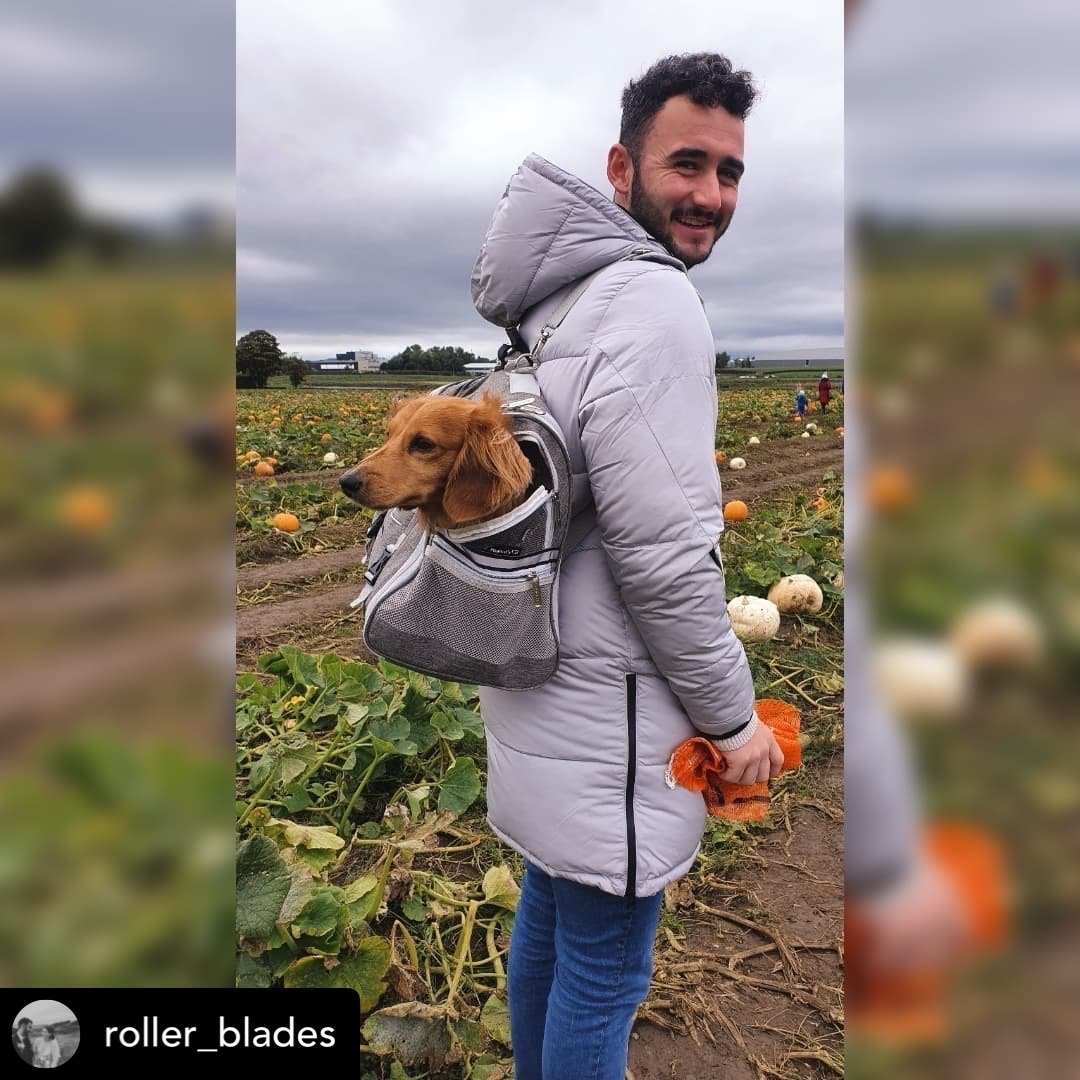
left=748, top=436, right=760, bottom=446
left=949, top=597, right=1045, bottom=672
left=801, top=431, right=811, bottom=438
left=873, top=638, right=970, bottom=719
left=805, top=422, right=818, bottom=434
left=727, top=596, right=780, bottom=642
left=729, top=457, right=747, bottom=470
left=322, top=451, right=338, bottom=464
left=767, top=574, right=824, bottom=615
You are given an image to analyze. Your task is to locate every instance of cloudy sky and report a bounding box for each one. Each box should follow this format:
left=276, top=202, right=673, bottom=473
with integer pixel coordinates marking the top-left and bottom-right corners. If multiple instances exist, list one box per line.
left=846, top=0, right=1080, bottom=221
left=6, top=2, right=1076, bottom=365
left=237, top=1, right=845, bottom=362
left=0, top=0, right=234, bottom=219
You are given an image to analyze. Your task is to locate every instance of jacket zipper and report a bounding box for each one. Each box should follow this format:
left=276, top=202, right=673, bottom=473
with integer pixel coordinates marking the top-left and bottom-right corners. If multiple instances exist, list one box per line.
left=624, top=673, right=638, bottom=899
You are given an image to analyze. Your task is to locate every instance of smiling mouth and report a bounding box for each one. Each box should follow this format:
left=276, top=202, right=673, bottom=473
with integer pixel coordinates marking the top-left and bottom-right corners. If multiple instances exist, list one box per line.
left=674, top=217, right=716, bottom=230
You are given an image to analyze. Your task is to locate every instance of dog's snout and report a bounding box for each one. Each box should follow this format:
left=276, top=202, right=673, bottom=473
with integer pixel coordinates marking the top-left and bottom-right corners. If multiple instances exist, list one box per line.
left=339, top=471, right=363, bottom=498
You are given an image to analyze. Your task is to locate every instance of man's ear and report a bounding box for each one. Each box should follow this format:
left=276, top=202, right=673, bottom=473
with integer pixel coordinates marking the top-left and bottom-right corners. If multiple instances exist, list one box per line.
left=607, top=143, right=634, bottom=209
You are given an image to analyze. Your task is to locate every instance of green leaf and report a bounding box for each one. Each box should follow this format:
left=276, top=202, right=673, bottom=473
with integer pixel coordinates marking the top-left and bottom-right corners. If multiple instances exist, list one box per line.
left=468, top=1056, right=512, bottom=1080
left=285, top=647, right=324, bottom=689
left=452, top=708, right=486, bottom=741
left=408, top=718, right=439, bottom=755
left=451, top=1018, right=487, bottom=1053
left=479, top=994, right=512, bottom=1047
left=278, top=863, right=317, bottom=925
left=318, top=653, right=344, bottom=685
left=248, top=751, right=279, bottom=792
left=280, top=754, right=308, bottom=785
left=481, top=865, right=520, bottom=911
left=404, top=785, right=431, bottom=821
left=338, top=676, right=368, bottom=705
left=291, top=886, right=345, bottom=939
left=438, top=757, right=481, bottom=816
left=235, top=951, right=273, bottom=988
left=431, top=711, right=465, bottom=741
left=362, top=1002, right=452, bottom=1068
left=284, top=936, right=390, bottom=1012
left=345, top=703, right=370, bottom=727
left=743, top=562, right=777, bottom=588
left=281, top=784, right=312, bottom=813
left=273, top=819, right=346, bottom=851
left=439, top=681, right=466, bottom=705
left=346, top=855, right=393, bottom=925
left=235, top=834, right=291, bottom=939
left=401, top=897, right=428, bottom=922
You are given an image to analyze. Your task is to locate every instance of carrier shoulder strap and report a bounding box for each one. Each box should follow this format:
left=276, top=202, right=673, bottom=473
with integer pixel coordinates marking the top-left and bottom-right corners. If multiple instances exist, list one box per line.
left=525, top=248, right=667, bottom=364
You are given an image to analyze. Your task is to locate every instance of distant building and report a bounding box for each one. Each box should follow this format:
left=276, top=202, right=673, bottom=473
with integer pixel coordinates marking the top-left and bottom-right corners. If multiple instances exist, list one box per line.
left=305, top=348, right=385, bottom=373
left=727, top=347, right=845, bottom=371
left=463, top=361, right=497, bottom=373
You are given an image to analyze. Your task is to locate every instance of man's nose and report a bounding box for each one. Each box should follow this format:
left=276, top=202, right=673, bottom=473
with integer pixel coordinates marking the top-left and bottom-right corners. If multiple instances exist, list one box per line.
left=691, top=173, right=724, bottom=212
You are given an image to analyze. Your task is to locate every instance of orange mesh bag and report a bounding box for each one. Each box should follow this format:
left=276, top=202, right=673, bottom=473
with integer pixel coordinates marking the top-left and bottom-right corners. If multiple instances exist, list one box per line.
left=845, top=821, right=1009, bottom=1043
left=665, top=699, right=802, bottom=822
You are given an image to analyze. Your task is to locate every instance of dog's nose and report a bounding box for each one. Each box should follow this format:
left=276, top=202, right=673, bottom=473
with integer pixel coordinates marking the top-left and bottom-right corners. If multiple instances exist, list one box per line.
left=339, top=471, right=363, bottom=498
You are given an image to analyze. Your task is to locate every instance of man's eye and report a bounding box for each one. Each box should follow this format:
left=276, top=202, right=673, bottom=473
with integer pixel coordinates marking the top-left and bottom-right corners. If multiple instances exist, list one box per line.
left=675, top=160, right=697, bottom=171
left=409, top=436, right=436, bottom=452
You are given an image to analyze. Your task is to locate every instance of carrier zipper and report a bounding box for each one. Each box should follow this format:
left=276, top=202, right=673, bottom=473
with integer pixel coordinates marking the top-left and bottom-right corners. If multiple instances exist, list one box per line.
left=528, top=572, right=542, bottom=607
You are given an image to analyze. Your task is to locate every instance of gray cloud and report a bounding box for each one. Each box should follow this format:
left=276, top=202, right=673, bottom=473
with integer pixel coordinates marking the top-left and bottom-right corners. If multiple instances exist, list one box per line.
left=238, top=0, right=844, bottom=360
left=0, top=1, right=234, bottom=171
left=847, top=0, right=1080, bottom=219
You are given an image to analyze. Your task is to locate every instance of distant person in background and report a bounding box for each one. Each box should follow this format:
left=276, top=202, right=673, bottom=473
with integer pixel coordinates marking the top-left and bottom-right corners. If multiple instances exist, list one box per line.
left=795, top=383, right=808, bottom=418
left=35, top=1026, right=61, bottom=1068
left=818, top=372, right=832, bottom=411
left=13, top=1018, right=35, bottom=1064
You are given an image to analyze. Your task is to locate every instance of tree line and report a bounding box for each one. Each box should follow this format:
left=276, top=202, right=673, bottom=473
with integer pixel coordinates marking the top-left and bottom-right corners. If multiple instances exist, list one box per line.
left=236, top=331, right=495, bottom=387
left=237, top=330, right=748, bottom=389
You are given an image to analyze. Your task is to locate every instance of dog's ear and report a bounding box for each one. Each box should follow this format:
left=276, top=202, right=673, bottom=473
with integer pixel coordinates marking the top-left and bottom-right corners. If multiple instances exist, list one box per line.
left=441, top=396, right=532, bottom=525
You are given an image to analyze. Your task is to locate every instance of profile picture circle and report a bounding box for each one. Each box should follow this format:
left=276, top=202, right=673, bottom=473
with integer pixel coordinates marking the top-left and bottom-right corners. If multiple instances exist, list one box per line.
left=12, top=1000, right=79, bottom=1068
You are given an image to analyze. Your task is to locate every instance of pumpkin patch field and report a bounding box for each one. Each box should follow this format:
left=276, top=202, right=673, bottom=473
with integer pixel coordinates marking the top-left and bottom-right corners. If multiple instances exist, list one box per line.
left=235, top=382, right=845, bottom=1078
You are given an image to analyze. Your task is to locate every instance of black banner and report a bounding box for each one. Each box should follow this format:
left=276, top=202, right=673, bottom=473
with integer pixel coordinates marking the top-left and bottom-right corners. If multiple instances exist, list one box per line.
left=4, top=989, right=362, bottom=1068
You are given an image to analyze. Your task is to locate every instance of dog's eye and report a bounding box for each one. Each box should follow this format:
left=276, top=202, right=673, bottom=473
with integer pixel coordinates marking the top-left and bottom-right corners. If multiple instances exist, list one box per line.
left=409, top=435, right=436, bottom=453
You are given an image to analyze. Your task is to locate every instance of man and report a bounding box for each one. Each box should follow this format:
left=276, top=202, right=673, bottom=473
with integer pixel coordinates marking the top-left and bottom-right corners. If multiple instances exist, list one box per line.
left=13, top=1018, right=35, bottom=1064
left=471, top=53, right=782, bottom=1079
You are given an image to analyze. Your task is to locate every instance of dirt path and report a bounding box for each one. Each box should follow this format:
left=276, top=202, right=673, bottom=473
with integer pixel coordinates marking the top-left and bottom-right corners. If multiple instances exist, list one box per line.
left=629, top=760, right=844, bottom=1079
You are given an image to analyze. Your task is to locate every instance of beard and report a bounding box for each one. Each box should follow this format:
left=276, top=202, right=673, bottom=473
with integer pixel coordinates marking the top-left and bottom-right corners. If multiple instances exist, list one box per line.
left=628, top=180, right=729, bottom=268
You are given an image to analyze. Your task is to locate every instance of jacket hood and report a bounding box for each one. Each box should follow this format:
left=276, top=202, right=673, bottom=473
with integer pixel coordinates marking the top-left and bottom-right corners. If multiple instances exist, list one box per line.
left=471, top=154, right=683, bottom=328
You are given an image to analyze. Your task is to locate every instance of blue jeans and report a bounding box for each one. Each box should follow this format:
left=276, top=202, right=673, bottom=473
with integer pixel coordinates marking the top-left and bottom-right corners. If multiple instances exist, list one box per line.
left=508, top=861, right=664, bottom=1080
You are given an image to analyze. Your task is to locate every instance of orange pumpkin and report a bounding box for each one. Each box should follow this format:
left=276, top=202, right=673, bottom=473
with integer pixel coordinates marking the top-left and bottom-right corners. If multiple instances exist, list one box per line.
left=271, top=512, right=301, bottom=533
left=868, top=465, right=914, bottom=513
left=714, top=450, right=728, bottom=467
left=254, top=461, right=275, bottom=477
left=723, top=499, right=749, bottom=522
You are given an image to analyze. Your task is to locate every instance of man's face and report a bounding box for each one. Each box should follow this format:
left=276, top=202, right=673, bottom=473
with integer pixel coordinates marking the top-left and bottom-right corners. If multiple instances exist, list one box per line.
left=608, top=95, right=745, bottom=268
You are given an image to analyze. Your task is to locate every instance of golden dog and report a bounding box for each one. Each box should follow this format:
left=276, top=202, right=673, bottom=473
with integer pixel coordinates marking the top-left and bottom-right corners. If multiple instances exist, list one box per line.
left=339, top=393, right=532, bottom=530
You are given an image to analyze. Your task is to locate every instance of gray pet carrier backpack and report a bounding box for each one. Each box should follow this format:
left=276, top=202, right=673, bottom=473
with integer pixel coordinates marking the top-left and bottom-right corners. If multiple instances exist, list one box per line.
left=350, top=264, right=613, bottom=690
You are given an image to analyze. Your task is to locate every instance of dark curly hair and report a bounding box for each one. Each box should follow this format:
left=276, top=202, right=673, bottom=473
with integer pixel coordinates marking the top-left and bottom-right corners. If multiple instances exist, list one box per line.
left=620, top=53, right=758, bottom=163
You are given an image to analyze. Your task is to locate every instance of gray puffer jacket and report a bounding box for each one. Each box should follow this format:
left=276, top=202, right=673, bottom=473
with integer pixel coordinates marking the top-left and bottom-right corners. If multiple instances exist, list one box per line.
left=471, top=154, right=757, bottom=898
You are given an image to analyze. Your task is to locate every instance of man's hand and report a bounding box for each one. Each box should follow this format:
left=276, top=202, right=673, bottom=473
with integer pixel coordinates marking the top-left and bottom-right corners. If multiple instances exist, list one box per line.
left=856, top=856, right=973, bottom=972
left=720, top=720, right=784, bottom=785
